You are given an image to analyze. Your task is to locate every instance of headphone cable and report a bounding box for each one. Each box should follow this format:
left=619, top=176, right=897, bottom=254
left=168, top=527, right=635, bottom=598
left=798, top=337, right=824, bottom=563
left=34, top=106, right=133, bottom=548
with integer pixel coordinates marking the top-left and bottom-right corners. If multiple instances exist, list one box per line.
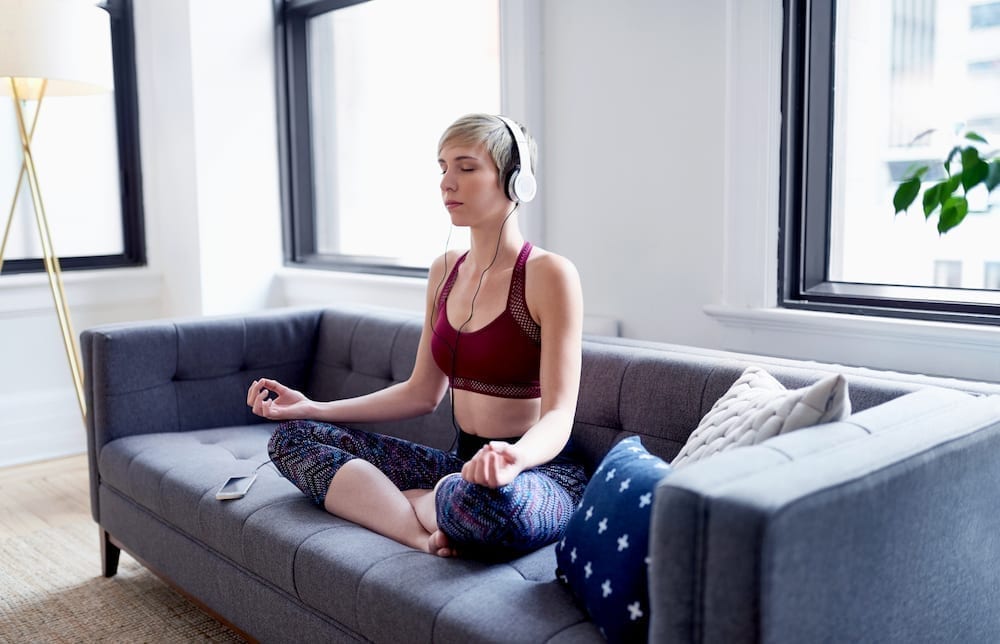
left=438, top=204, right=519, bottom=453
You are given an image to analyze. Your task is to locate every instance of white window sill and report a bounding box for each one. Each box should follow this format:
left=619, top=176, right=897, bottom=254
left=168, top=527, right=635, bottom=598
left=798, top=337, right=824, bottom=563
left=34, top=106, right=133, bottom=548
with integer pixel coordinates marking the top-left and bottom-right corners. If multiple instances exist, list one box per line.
left=275, top=266, right=428, bottom=313
left=704, top=304, right=1000, bottom=383
left=0, top=267, right=164, bottom=317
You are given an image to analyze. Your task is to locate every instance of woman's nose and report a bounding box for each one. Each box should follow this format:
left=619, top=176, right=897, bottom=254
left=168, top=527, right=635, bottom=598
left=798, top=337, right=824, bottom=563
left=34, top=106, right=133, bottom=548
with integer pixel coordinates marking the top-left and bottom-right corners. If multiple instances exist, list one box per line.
left=440, top=169, right=456, bottom=192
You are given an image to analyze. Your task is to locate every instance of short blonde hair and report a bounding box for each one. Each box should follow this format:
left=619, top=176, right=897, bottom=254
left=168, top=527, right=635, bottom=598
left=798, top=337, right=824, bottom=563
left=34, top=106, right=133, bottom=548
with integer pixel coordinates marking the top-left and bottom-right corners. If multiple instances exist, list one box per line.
left=438, top=114, right=537, bottom=191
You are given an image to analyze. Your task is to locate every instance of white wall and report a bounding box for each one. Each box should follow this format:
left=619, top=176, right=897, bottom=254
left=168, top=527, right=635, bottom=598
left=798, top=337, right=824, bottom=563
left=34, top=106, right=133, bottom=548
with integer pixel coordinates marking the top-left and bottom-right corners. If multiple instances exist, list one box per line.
left=0, top=270, right=161, bottom=467
left=542, top=0, right=728, bottom=345
left=137, top=0, right=284, bottom=316
left=4, top=0, right=1000, bottom=467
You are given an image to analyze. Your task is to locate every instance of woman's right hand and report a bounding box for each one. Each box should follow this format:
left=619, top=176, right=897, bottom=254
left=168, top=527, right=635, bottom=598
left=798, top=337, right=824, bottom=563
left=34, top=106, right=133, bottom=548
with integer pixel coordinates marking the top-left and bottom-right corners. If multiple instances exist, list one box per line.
left=247, top=378, right=313, bottom=420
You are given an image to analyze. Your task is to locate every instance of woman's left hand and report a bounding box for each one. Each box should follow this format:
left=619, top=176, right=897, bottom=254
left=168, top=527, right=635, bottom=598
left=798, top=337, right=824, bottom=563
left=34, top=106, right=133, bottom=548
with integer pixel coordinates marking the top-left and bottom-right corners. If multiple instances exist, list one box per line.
left=461, top=441, right=525, bottom=488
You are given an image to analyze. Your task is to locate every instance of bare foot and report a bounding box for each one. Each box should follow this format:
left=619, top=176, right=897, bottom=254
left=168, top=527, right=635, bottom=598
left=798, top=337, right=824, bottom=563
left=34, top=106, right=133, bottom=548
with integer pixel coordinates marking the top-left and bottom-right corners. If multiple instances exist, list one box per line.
left=428, top=530, right=457, bottom=558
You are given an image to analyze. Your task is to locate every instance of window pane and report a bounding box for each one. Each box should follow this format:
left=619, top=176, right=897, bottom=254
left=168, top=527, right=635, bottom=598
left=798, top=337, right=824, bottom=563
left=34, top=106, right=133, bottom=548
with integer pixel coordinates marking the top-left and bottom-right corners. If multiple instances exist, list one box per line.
left=984, top=260, right=1000, bottom=287
left=0, top=91, right=124, bottom=260
left=971, top=1, right=1000, bottom=28
left=308, top=0, right=500, bottom=267
left=829, top=0, right=1000, bottom=291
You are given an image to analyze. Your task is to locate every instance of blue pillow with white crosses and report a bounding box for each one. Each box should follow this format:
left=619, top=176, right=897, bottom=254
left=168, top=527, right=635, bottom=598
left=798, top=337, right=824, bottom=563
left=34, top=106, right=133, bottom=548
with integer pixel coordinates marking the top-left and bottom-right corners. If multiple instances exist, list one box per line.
left=556, top=436, right=671, bottom=643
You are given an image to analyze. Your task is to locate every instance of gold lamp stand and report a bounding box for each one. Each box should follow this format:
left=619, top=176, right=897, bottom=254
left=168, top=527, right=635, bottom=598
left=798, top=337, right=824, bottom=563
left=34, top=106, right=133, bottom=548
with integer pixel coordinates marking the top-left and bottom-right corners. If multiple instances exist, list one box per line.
left=0, top=78, right=87, bottom=424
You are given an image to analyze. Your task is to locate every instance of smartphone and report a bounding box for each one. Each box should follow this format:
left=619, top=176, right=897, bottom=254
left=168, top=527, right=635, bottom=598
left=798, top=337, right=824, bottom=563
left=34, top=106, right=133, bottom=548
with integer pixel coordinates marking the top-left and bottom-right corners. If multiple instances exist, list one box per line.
left=215, top=473, right=257, bottom=500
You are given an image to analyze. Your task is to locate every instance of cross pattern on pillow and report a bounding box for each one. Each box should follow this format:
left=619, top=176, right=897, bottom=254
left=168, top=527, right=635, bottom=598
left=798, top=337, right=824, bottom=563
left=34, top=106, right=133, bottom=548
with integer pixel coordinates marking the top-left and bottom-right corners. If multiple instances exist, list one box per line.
left=556, top=436, right=671, bottom=643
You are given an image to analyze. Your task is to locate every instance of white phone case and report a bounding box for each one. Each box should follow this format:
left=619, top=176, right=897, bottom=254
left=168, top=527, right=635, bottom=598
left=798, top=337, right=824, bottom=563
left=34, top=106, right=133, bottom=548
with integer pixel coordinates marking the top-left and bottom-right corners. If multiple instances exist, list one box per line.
left=215, top=473, right=257, bottom=500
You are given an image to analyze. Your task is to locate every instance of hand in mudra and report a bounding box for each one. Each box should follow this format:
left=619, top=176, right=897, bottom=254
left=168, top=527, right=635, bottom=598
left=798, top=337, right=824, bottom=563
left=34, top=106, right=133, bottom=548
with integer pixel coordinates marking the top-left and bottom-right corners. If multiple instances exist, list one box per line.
left=461, top=441, right=526, bottom=488
left=247, top=378, right=312, bottom=420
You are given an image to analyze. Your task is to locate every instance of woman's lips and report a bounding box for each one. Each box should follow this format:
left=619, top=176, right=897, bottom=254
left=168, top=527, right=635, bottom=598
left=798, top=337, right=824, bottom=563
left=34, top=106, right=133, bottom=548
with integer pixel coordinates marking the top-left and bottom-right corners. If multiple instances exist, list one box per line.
left=445, top=201, right=462, bottom=209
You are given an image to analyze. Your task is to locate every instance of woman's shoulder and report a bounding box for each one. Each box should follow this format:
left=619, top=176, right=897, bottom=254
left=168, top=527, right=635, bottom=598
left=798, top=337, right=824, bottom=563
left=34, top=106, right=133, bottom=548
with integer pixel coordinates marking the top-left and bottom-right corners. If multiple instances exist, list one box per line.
left=525, top=245, right=582, bottom=299
left=523, top=245, right=583, bottom=325
left=526, top=245, right=580, bottom=282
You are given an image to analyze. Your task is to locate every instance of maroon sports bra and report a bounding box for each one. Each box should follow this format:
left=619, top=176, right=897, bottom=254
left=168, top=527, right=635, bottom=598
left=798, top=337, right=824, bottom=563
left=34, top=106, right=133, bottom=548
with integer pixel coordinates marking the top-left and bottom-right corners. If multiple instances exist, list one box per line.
left=431, top=242, right=542, bottom=399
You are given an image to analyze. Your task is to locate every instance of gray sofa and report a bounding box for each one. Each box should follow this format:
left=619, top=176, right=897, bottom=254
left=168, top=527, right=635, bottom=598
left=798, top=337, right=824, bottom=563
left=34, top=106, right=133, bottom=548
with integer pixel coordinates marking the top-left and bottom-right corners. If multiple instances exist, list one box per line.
left=82, top=304, right=1000, bottom=643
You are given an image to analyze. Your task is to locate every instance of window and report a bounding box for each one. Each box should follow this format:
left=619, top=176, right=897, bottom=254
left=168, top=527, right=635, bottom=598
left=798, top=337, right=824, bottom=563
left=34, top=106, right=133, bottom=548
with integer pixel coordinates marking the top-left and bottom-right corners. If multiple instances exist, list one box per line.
left=934, top=260, right=962, bottom=287
left=984, top=261, right=1000, bottom=288
left=781, top=0, right=1000, bottom=324
left=0, top=0, right=144, bottom=275
left=971, top=1, right=1000, bottom=28
left=277, top=0, right=501, bottom=276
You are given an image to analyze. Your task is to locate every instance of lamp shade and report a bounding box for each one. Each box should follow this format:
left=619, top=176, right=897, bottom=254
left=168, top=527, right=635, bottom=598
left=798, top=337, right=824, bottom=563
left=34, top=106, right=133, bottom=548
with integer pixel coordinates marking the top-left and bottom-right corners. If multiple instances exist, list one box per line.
left=0, top=0, right=114, bottom=99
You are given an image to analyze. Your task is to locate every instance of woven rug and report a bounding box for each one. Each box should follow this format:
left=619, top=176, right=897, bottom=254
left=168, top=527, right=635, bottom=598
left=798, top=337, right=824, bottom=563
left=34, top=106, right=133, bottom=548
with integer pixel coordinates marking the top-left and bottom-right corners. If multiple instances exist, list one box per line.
left=0, top=521, right=244, bottom=643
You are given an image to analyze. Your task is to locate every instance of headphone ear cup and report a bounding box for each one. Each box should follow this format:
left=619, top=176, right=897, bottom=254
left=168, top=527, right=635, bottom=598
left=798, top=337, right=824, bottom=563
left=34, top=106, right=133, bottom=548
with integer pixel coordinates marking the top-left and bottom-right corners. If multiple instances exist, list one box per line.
left=496, top=115, right=536, bottom=203
left=511, top=169, right=536, bottom=202
left=505, top=166, right=519, bottom=201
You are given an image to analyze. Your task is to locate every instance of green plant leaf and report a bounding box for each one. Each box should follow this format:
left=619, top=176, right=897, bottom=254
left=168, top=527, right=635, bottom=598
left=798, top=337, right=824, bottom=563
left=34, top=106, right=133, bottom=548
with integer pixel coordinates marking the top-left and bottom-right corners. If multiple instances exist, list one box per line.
left=963, top=159, right=989, bottom=192
left=939, top=174, right=961, bottom=204
left=965, top=131, right=988, bottom=144
left=902, top=164, right=929, bottom=181
left=894, top=177, right=922, bottom=214
left=922, top=183, right=942, bottom=217
left=938, top=195, right=969, bottom=234
left=986, top=160, right=1000, bottom=192
left=961, top=145, right=982, bottom=168
left=945, top=146, right=962, bottom=175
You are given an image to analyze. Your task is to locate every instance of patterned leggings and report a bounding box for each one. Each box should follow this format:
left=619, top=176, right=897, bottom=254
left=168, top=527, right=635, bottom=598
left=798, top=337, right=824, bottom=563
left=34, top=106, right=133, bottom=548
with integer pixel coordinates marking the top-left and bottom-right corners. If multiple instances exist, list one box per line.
left=267, top=420, right=588, bottom=556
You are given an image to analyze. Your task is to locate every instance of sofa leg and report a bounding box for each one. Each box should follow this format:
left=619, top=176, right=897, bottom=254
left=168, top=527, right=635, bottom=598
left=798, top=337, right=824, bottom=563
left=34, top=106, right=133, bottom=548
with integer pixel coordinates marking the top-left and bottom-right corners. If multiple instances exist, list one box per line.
left=101, top=528, right=121, bottom=578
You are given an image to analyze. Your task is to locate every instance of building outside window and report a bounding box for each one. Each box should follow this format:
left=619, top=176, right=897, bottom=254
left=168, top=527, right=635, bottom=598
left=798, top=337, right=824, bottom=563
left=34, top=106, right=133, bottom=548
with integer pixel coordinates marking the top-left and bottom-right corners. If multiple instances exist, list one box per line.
left=985, top=260, right=1000, bottom=288
left=783, top=0, right=1000, bottom=322
left=280, top=0, right=501, bottom=275
left=934, top=259, right=963, bottom=286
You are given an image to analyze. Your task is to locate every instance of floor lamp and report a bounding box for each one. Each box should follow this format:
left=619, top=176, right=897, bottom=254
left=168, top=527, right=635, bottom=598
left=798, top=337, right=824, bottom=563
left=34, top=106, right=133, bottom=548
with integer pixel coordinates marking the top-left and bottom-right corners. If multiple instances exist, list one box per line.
left=0, top=0, right=115, bottom=425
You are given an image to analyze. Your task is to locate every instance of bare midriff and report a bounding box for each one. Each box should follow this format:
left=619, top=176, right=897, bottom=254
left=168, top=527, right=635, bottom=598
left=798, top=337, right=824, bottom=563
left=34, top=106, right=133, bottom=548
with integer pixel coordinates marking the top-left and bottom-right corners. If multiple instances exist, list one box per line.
left=452, top=390, right=541, bottom=438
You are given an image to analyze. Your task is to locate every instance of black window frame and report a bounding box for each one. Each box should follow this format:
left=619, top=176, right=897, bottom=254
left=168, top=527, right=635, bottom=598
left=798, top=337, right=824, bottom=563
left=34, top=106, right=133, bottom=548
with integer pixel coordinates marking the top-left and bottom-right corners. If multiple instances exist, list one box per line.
left=779, top=0, right=1000, bottom=325
left=274, top=0, right=433, bottom=278
left=1, top=0, right=146, bottom=276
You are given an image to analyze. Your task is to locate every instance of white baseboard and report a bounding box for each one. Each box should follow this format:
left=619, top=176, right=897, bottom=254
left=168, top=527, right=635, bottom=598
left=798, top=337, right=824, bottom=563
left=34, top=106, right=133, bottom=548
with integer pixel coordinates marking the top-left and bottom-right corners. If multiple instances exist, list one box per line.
left=0, top=388, right=85, bottom=469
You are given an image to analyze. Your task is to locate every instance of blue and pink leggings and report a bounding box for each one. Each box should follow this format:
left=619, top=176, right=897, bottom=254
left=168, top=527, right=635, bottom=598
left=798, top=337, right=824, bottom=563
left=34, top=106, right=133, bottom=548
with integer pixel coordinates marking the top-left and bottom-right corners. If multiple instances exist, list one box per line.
left=267, top=420, right=587, bottom=556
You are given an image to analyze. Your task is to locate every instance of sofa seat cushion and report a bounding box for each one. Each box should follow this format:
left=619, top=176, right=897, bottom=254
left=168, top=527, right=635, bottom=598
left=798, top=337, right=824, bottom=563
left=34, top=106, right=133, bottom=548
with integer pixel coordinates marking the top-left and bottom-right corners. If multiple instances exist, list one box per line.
left=98, top=427, right=602, bottom=642
left=291, top=528, right=600, bottom=640
left=98, top=426, right=318, bottom=593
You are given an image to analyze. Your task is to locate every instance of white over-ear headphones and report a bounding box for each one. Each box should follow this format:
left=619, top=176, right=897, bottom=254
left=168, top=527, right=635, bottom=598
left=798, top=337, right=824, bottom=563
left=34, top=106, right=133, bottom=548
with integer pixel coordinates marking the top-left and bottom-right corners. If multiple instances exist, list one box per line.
left=496, top=115, right=536, bottom=203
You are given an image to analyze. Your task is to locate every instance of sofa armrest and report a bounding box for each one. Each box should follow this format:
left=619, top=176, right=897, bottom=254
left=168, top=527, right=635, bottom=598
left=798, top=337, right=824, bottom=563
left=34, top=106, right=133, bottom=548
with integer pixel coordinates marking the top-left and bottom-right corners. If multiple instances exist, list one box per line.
left=647, top=387, right=1000, bottom=643
left=82, top=308, right=324, bottom=519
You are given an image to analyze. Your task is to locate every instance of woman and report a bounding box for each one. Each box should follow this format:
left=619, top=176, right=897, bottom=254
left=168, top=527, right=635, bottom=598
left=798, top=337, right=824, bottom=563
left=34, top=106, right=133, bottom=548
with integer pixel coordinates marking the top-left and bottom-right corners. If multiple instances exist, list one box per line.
left=246, top=114, right=586, bottom=558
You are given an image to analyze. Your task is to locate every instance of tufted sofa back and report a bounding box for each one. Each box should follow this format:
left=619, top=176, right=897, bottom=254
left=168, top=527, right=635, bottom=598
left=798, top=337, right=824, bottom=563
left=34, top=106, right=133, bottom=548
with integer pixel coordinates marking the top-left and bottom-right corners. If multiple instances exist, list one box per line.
left=306, top=307, right=458, bottom=450
left=301, top=307, right=1000, bottom=473
left=84, top=305, right=1000, bottom=487
left=83, top=309, right=323, bottom=446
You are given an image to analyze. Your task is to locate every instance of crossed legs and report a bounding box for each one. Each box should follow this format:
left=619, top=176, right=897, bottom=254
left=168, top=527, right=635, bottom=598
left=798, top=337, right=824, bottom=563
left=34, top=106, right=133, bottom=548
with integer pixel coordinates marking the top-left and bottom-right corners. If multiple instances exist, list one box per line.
left=323, top=460, right=453, bottom=556
left=268, top=421, right=586, bottom=558
left=268, top=421, right=461, bottom=556
left=402, top=488, right=455, bottom=556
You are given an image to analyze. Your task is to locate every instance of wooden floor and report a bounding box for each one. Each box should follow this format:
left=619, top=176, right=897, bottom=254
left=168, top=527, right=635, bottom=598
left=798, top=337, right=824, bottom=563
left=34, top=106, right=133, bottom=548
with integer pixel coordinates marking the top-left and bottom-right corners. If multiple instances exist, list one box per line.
left=0, top=454, right=91, bottom=540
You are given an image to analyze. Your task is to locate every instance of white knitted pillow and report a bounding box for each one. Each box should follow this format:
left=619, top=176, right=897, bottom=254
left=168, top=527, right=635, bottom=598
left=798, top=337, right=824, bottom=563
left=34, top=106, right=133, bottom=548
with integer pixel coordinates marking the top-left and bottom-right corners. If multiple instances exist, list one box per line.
left=671, top=367, right=851, bottom=469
